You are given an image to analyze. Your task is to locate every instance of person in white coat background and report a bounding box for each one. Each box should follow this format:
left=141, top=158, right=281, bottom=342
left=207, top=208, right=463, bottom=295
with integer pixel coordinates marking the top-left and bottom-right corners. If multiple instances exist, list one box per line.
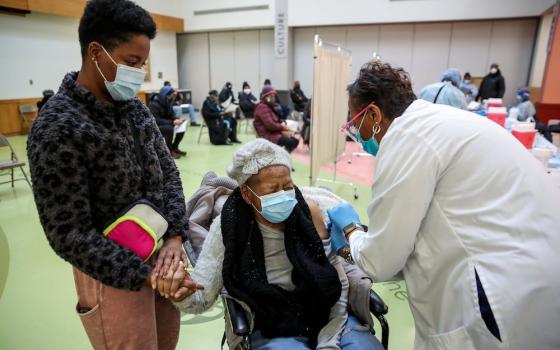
left=328, top=60, right=560, bottom=350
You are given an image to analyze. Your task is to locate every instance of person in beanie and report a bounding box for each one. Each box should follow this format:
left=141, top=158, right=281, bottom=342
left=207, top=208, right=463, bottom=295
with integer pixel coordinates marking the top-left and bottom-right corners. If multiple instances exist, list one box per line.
left=172, top=139, right=383, bottom=350
left=254, top=86, right=299, bottom=153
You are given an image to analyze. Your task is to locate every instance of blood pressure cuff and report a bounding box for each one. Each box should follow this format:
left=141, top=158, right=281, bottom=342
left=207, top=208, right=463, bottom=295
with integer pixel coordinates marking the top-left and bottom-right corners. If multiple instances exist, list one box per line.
left=103, top=200, right=169, bottom=261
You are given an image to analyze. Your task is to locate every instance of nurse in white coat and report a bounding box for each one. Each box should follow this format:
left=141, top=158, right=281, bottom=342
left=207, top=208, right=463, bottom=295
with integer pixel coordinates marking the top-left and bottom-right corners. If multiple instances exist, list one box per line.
left=328, top=60, right=560, bottom=350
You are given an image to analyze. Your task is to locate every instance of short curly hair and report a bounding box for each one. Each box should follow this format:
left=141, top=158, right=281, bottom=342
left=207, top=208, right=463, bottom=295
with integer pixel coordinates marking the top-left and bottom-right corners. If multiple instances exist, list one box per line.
left=78, top=0, right=157, bottom=58
left=348, top=61, right=416, bottom=120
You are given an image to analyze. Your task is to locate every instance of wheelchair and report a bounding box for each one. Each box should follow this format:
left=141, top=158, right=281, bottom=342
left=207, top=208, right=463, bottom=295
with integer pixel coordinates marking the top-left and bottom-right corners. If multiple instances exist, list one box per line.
left=183, top=172, right=390, bottom=349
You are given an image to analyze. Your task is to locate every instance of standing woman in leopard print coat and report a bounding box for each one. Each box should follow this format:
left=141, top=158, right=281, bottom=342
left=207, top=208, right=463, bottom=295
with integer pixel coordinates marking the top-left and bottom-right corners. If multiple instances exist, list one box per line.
left=26, top=1, right=200, bottom=348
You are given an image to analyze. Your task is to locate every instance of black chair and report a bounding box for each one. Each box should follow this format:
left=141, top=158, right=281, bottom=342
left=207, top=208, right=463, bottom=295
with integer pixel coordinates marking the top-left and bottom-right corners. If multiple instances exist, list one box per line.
left=223, top=289, right=389, bottom=349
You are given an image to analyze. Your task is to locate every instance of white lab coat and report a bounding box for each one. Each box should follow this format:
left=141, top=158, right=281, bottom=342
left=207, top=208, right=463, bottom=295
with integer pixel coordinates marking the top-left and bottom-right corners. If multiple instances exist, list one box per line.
left=350, top=99, right=560, bottom=350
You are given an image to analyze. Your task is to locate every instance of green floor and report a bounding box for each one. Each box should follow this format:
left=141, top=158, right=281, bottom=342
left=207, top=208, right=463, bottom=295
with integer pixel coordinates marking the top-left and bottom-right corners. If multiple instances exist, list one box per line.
left=0, top=126, right=415, bottom=349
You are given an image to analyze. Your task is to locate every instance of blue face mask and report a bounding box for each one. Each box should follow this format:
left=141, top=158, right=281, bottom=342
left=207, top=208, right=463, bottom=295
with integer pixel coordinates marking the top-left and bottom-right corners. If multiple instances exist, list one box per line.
left=95, top=45, right=146, bottom=101
left=248, top=186, right=297, bottom=224
left=347, top=106, right=380, bottom=156
left=354, top=129, right=379, bottom=156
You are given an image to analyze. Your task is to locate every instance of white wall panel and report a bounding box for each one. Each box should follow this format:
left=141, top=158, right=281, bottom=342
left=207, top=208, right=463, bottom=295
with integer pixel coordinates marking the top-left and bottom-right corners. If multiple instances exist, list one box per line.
left=530, top=12, right=554, bottom=87
left=234, top=30, right=260, bottom=94
left=346, top=25, right=380, bottom=80
left=259, top=29, right=275, bottom=90
left=410, top=23, right=452, bottom=92
left=448, top=22, right=493, bottom=77
left=144, top=31, right=179, bottom=91
left=209, top=32, right=235, bottom=92
left=179, top=19, right=538, bottom=109
left=488, top=19, right=537, bottom=103
left=378, top=24, right=415, bottom=73
left=177, top=33, right=209, bottom=109
left=293, top=27, right=316, bottom=96
left=316, top=27, right=347, bottom=47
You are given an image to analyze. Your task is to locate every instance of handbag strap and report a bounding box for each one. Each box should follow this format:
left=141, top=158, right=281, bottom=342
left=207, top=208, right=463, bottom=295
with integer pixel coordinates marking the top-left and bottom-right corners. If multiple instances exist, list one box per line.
left=129, top=117, right=147, bottom=197
left=433, top=84, right=446, bottom=104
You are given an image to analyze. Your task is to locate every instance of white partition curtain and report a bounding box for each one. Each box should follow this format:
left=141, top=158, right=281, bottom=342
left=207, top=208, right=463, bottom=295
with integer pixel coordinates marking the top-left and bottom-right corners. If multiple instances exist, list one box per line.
left=310, top=39, right=352, bottom=185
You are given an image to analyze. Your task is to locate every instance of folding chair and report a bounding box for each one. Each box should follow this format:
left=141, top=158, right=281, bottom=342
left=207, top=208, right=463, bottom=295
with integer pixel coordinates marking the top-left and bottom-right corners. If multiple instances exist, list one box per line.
left=0, top=134, right=31, bottom=188
left=197, top=120, right=208, bottom=144
left=18, top=104, right=38, bottom=132
left=237, top=109, right=254, bottom=134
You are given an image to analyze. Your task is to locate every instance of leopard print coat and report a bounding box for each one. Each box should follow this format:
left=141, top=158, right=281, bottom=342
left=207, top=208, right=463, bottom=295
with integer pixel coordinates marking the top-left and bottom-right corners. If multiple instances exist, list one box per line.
left=27, top=72, right=188, bottom=291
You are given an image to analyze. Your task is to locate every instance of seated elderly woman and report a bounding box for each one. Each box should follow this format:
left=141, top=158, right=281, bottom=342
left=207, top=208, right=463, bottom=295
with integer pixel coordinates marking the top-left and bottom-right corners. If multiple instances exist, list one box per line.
left=170, top=139, right=383, bottom=350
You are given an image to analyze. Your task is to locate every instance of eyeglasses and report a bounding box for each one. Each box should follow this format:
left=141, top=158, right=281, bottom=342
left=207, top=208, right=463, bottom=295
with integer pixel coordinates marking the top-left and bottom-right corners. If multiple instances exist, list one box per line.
left=340, top=103, right=373, bottom=142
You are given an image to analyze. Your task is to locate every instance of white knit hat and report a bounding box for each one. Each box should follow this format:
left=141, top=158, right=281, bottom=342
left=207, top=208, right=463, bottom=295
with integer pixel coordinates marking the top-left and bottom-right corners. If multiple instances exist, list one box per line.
left=227, top=139, right=292, bottom=185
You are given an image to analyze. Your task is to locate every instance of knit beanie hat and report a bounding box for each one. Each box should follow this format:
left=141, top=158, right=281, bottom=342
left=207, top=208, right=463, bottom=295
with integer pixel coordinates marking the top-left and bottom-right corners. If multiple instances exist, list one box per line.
left=227, top=139, right=292, bottom=185
left=260, top=86, right=276, bottom=99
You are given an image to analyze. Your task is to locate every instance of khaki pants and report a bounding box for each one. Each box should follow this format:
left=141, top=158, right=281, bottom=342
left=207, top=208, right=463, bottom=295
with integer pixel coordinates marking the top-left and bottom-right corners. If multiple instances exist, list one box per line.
left=73, top=268, right=180, bottom=350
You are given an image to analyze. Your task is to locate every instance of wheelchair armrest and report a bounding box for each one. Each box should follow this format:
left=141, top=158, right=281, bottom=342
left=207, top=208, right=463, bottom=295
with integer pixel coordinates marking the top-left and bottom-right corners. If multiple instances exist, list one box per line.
left=225, top=297, right=251, bottom=336
left=369, top=290, right=389, bottom=349
left=369, top=290, right=388, bottom=316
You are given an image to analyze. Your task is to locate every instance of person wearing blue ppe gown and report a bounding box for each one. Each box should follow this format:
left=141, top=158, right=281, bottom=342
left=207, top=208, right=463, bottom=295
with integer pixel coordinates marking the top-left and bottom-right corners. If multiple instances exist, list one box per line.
left=329, top=60, right=560, bottom=350
left=418, top=68, right=467, bottom=109
left=515, top=88, right=536, bottom=122
left=459, top=72, right=479, bottom=104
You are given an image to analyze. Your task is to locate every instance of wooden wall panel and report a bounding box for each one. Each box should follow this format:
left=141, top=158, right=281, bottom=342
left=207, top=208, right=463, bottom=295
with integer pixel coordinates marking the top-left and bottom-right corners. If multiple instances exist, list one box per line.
left=0, top=0, right=29, bottom=11
left=0, top=97, right=40, bottom=136
left=151, top=13, right=184, bottom=33
left=6, top=0, right=184, bottom=32
left=27, top=0, right=85, bottom=18
left=0, top=93, right=157, bottom=136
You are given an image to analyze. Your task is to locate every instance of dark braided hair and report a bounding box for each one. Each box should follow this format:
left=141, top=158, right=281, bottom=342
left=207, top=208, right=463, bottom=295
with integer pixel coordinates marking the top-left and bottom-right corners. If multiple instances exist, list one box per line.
left=348, top=61, right=416, bottom=119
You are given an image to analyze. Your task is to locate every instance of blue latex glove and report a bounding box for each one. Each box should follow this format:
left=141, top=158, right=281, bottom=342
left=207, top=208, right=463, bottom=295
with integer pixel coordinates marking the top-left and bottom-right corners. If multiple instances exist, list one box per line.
left=326, top=221, right=348, bottom=255
left=327, top=203, right=362, bottom=233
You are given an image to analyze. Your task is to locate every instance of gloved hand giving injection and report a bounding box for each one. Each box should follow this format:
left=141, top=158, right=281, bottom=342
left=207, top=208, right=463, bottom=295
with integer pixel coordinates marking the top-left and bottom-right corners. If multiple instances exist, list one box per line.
left=326, top=203, right=364, bottom=264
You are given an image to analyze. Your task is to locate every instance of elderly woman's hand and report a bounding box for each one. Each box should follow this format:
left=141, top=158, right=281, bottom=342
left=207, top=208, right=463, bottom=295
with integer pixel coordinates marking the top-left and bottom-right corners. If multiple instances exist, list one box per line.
left=169, top=273, right=204, bottom=302
left=153, top=260, right=204, bottom=299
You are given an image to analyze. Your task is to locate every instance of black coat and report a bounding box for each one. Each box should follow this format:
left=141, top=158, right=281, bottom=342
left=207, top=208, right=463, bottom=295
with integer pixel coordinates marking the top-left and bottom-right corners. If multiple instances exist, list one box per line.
left=290, top=87, right=308, bottom=112
left=477, top=71, right=506, bottom=100
left=148, top=97, right=176, bottom=127
left=238, top=92, right=258, bottom=118
left=202, top=98, right=229, bottom=145
left=219, top=87, right=236, bottom=104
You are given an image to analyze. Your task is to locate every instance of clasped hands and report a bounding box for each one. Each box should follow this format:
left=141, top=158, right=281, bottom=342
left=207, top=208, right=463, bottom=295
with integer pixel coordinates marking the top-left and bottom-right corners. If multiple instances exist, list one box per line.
left=147, top=236, right=203, bottom=302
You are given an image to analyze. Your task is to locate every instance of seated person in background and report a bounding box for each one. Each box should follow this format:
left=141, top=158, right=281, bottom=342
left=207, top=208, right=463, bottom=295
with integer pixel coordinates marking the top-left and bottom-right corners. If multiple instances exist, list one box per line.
left=163, top=80, right=172, bottom=87
left=148, top=86, right=186, bottom=158
left=418, top=68, right=467, bottom=110
left=514, top=88, right=551, bottom=140
left=290, top=80, right=309, bottom=113
left=172, top=139, right=383, bottom=350
left=254, top=86, right=299, bottom=153
left=37, top=89, right=55, bottom=111
left=515, top=88, right=536, bottom=122
left=219, top=81, right=240, bottom=118
left=172, top=94, right=201, bottom=127
left=263, top=78, right=289, bottom=120
left=301, top=98, right=312, bottom=145
left=202, top=90, right=240, bottom=145
left=459, top=72, right=478, bottom=104
left=238, top=81, right=258, bottom=119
